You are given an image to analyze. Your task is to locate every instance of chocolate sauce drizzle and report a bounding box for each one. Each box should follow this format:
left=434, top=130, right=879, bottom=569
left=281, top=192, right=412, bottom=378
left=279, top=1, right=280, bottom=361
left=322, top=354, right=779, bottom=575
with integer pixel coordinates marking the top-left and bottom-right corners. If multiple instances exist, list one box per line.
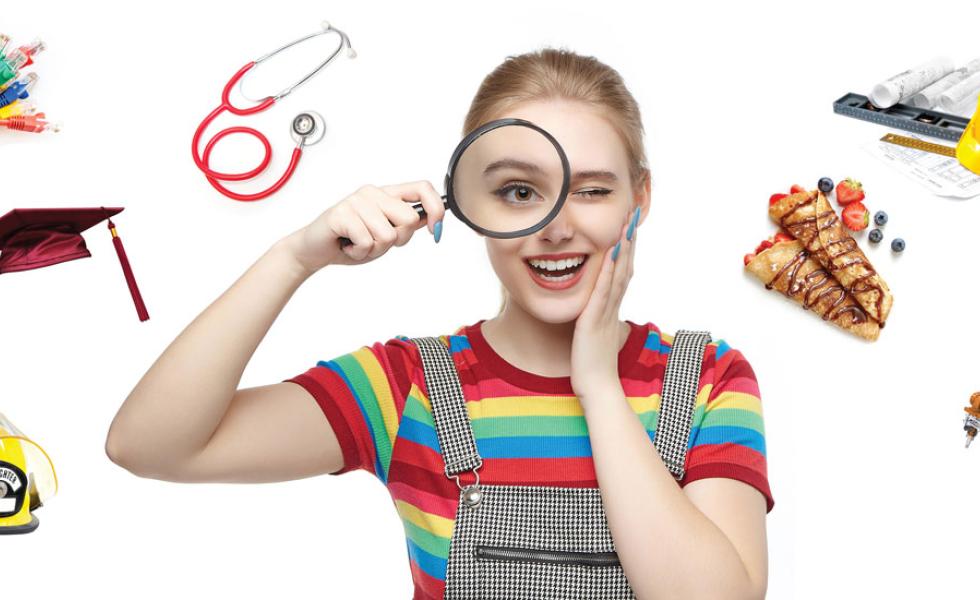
left=764, top=247, right=868, bottom=325
left=777, top=193, right=886, bottom=324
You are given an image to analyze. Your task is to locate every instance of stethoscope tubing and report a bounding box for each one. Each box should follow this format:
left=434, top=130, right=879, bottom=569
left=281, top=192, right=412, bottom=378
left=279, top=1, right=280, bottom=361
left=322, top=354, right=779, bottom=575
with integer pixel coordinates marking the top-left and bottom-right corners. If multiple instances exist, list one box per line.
left=191, top=24, right=354, bottom=202
left=191, top=62, right=302, bottom=202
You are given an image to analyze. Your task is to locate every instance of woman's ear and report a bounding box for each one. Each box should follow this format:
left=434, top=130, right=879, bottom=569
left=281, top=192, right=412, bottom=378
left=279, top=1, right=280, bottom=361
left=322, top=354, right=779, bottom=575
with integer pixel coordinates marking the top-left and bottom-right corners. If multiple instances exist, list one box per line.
left=633, top=171, right=652, bottom=226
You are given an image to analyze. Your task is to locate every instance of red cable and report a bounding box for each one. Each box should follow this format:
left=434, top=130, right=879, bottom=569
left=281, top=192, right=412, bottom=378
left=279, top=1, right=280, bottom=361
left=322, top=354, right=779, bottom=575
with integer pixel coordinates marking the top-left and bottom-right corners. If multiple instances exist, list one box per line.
left=191, top=62, right=303, bottom=201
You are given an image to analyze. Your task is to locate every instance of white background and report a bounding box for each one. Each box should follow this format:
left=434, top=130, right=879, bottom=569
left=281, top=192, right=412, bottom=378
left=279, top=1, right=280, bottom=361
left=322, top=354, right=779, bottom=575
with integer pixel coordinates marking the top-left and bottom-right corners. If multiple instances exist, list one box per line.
left=2, top=1, right=979, bottom=597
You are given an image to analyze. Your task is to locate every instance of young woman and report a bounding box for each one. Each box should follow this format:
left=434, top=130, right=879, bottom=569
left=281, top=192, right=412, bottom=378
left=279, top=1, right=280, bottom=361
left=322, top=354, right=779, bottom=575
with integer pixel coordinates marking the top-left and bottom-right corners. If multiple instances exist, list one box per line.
left=106, top=48, right=773, bottom=599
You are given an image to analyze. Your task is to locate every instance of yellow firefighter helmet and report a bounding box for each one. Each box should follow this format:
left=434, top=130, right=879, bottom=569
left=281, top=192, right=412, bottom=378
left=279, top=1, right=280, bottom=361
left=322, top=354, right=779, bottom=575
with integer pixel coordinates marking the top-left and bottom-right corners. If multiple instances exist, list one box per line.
left=0, top=413, right=57, bottom=535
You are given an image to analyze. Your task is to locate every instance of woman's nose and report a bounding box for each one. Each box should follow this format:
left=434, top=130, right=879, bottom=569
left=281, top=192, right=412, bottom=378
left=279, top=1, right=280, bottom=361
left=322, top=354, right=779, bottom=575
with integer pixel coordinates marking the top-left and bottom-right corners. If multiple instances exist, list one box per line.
left=537, top=205, right=575, bottom=243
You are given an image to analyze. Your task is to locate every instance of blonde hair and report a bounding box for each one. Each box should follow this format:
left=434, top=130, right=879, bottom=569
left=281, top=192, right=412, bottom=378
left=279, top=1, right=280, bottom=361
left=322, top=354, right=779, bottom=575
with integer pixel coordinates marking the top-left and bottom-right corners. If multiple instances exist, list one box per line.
left=462, top=48, right=649, bottom=316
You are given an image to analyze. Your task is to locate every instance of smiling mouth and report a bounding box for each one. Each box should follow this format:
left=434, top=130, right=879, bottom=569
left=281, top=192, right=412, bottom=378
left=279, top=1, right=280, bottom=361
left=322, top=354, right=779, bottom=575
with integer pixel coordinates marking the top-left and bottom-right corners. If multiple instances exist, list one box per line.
left=524, top=256, right=588, bottom=282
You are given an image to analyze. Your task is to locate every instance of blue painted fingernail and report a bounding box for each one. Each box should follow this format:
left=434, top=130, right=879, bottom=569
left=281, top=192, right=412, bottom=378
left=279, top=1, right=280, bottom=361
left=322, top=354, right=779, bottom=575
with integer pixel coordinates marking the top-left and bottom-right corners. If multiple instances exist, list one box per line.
left=627, top=206, right=640, bottom=241
left=612, top=241, right=621, bottom=261
left=433, top=220, right=442, bottom=244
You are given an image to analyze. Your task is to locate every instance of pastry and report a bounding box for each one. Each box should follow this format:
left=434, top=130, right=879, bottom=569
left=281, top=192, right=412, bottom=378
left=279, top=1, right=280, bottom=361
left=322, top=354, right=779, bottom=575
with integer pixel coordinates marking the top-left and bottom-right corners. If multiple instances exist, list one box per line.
left=745, top=239, right=881, bottom=341
left=768, top=191, right=893, bottom=325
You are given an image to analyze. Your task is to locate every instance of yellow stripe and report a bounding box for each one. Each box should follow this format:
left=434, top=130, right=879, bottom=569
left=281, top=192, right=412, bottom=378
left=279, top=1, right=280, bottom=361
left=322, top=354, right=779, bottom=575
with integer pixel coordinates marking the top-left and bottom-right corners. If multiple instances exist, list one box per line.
left=411, top=387, right=663, bottom=417
left=412, top=383, right=432, bottom=412
left=353, top=348, right=401, bottom=448
left=627, top=395, right=660, bottom=413
left=706, top=389, right=762, bottom=414
left=395, top=499, right=454, bottom=539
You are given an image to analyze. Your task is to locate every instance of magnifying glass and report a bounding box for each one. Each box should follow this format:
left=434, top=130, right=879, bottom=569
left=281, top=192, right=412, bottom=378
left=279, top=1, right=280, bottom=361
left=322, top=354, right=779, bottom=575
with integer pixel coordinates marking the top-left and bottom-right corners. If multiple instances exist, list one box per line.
left=338, top=118, right=571, bottom=247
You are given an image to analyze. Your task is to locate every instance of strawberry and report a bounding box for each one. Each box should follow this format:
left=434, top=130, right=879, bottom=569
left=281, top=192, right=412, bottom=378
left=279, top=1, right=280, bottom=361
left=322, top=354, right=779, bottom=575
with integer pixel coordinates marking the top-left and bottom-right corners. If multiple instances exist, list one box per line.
left=754, top=239, right=774, bottom=254
left=790, top=184, right=807, bottom=194
left=743, top=253, right=756, bottom=266
left=841, top=202, right=869, bottom=231
left=769, top=193, right=788, bottom=206
left=773, top=231, right=794, bottom=243
left=835, top=178, right=865, bottom=205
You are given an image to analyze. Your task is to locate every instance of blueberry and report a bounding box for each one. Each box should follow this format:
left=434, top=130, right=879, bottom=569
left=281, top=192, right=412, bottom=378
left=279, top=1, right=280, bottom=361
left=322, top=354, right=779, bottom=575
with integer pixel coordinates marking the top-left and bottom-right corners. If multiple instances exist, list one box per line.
left=869, top=228, right=883, bottom=243
left=874, top=210, right=888, bottom=226
left=818, top=177, right=834, bottom=193
left=891, top=238, right=905, bottom=253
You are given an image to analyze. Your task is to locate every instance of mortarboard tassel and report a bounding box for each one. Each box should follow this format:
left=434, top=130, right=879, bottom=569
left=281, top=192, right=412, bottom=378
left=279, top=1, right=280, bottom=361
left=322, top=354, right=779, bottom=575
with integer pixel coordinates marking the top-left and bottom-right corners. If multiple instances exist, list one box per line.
left=103, top=213, right=149, bottom=322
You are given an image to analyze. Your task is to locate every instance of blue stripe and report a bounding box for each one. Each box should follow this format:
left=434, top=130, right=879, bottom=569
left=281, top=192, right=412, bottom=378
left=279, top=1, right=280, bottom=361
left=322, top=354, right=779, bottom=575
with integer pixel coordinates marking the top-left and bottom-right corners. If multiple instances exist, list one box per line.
left=476, top=435, right=593, bottom=458
left=318, top=360, right=386, bottom=481
left=407, top=537, right=447, bottom=581
left=690, top=425, right=766, bottom=457
left=715, top=339, right=731, bottom=361
left=449, top=335, right=471, bottom=353
left=643, top=331, right=667, bottom=354
left=399, top=416, right=441, bottom=453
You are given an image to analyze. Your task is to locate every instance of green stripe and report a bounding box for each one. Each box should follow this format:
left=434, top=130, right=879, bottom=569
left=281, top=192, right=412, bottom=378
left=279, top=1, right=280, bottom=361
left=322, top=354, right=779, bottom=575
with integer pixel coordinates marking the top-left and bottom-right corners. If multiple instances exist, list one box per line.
left=635, top=409, right=659, bottom=432
left=333, top=353, right=393, bottom=480
left=402, top=394, right=433, bottom=425
left=699, top=408, right=765, bottom=435
left=403, top=518, right=450, bottom=558
left=471, top=415, right=588, bottom=437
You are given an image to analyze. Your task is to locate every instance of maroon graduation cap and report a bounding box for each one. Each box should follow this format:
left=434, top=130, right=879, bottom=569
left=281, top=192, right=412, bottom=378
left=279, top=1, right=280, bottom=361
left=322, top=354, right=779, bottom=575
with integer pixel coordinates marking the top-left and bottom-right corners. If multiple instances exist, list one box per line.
left=0, top=207, right=149, bottom=321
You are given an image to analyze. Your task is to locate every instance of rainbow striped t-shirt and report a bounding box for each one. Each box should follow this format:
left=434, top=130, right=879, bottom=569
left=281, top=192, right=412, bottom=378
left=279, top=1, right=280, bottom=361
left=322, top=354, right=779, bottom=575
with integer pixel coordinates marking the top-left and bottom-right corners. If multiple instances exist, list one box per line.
left=289, top=319, right=772, bottom=600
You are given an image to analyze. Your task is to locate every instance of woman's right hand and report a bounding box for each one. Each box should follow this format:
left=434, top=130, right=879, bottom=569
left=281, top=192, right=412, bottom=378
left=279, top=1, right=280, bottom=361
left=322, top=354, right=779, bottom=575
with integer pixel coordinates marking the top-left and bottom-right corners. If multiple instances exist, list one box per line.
left=287, top=181, right=446, bottom=273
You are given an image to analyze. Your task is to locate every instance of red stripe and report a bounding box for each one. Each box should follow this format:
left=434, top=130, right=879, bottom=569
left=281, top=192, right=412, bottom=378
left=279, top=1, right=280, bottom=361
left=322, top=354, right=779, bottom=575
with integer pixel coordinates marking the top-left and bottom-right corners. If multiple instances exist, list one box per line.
left=482, top=456, right=599, bottom=484
left=382, top=339, right=416, bottom=411
left=411, top=562, right=445, bottom=599
left=287, top=371, right=361, bottom=475
left=387, top=460, right=458, bottom=501
left=391, top=439, right=451, bottom=477
left=388, top=480, right=458, bottom=520
left=688, top=441, right=765, bottom=466
left=683, top=462, right=774, bottom=513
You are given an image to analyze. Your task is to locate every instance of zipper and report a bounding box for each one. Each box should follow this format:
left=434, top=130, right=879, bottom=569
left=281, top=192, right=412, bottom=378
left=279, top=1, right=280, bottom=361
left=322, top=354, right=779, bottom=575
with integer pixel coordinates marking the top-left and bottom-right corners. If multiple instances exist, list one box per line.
left=475, top=545, right=621, bottom=567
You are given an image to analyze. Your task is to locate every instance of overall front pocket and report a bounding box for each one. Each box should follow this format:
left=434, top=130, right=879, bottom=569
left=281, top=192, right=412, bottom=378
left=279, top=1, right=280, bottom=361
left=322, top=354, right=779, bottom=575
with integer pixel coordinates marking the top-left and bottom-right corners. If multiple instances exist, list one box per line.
left=475, top=545, right=622, bottom=567
left=442, top=484, right=636, bottom=600
left=474, top=543, right=631, bottom=599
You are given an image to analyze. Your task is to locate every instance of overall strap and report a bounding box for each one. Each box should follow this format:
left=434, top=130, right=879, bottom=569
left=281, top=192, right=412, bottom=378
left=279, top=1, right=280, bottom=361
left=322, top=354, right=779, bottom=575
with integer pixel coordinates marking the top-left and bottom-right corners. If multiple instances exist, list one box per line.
left=655, top=329, right=712, bottom=480
left=409, top=337, right=483, bottom=479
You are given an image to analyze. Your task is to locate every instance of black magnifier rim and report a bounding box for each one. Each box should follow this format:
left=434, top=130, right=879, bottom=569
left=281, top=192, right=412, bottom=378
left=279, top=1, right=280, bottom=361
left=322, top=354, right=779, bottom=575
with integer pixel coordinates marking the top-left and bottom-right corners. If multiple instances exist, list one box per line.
left=443, top=118, right=571, bottom=239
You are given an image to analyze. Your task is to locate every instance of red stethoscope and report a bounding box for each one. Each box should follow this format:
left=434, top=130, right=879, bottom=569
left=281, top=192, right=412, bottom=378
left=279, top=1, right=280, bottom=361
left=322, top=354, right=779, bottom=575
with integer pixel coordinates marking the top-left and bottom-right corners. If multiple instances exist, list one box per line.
left=191, top=22, right=355, bottom=201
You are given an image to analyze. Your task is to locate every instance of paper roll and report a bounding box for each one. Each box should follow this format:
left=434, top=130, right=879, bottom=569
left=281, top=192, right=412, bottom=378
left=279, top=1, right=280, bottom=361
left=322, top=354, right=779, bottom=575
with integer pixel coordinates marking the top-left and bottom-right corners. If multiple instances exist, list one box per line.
left=940, top=71, right=980, bottom=112
left=909, top=58, right=980, bottom=108
left=948, top=90, right=980, bottom=118
left=869, top=57, right=955, bottom=108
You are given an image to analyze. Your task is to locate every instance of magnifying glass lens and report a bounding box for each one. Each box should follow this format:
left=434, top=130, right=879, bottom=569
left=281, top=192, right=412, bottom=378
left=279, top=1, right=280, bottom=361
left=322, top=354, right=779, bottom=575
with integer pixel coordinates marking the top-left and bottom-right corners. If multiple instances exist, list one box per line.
left=452, top=124, right=565, bottom=236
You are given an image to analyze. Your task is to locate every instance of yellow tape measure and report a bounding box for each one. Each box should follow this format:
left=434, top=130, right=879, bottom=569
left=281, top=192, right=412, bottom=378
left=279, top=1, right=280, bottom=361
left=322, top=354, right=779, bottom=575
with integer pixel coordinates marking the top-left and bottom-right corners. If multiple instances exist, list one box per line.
left=880, top=133, right=957, bottom=157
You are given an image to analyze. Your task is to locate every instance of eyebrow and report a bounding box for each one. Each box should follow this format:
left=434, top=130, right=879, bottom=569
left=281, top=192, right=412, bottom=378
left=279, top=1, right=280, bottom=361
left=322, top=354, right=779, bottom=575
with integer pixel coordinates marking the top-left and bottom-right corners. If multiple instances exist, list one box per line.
left=483, top=159, right=543, bottom=176
left=482, top=160, right=618, bottom=183
left=572, top=170, right=618, bottom=183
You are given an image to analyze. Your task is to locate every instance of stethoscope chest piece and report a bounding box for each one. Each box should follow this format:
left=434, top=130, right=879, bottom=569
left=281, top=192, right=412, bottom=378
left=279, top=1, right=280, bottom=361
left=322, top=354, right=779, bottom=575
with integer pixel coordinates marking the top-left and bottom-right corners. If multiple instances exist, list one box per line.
left=291, top=110, right=326, bottom=147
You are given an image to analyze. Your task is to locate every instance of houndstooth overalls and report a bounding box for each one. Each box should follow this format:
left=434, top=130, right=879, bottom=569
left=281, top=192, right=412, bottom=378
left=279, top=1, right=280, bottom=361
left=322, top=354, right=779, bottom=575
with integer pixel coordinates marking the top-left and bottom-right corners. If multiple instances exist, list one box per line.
left=409, top=329, right=711, bottom=600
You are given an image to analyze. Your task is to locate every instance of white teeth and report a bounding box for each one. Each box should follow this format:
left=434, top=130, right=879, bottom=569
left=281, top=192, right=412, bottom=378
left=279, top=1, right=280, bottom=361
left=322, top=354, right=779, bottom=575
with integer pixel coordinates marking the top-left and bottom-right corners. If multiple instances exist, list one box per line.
left=535, top=270, right=576, bottom=282
left=528, top=256, right=585, bottom=271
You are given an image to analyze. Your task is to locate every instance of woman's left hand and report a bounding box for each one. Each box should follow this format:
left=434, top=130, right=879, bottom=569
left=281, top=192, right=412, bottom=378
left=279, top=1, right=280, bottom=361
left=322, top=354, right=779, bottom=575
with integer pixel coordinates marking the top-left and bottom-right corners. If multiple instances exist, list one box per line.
left=570, top=206, right=641, bottom=404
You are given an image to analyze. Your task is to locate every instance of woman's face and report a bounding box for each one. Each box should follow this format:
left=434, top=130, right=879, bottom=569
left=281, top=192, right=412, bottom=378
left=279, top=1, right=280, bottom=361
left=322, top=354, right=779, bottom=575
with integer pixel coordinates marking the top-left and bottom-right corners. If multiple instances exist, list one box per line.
left=483, top=99, right=648, bottom=324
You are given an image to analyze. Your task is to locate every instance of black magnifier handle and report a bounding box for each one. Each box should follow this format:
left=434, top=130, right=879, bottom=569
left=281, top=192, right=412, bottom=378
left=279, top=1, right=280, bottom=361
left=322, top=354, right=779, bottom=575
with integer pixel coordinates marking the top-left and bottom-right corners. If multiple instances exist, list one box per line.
left=338, top=196, right=447, bottom=248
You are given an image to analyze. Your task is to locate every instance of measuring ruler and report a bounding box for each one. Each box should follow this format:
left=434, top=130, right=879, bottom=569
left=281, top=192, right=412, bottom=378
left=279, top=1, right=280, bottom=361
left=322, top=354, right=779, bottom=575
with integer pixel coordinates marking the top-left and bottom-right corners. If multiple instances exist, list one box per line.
left=834, top=92, right=969, bottom=142
left=879, top=133, right=957, bottom=157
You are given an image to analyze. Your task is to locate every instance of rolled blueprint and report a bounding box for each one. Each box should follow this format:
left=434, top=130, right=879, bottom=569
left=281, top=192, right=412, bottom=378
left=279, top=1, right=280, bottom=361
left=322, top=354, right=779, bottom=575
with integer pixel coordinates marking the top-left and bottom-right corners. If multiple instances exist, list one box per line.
left=948, top=89, right=980, bottom=118
left=909, top=58, right=980, bottom=108
left=869, top=57, right=955, bottom=108
left=940, top=71, right=980, bottom=112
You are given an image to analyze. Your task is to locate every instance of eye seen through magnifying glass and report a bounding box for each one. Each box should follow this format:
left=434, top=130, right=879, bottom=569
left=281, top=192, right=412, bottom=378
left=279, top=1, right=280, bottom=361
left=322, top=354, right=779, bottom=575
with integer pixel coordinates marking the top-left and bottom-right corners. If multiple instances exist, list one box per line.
left=337, top=118, right=570, bottom=247
left=449, top=119, right=570, bottom=238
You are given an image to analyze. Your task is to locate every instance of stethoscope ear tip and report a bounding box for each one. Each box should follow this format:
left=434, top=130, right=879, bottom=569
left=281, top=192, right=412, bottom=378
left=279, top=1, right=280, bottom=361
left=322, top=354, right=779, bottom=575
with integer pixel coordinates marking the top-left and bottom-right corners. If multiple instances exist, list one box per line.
left=347, top=48, right=357, bottom=59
